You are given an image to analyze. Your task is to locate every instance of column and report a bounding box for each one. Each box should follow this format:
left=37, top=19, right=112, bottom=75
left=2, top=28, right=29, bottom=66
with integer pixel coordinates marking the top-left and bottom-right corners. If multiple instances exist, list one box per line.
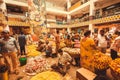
left=0, top=0, right=6, bottom=13
left=0, top=0, right=8, bottom=31
left=67, top=0, right=71, bottom=33
left=67, top=0, right=71, bottom=11
left=67, top=27, right=71, bottom=33
left=99, top=9, right=102, bottom=18
left=30, top=25, right=34, bottom=34
left=67, top=14, right=71, bottom=33
left=89, top=0, right=95, bottom=32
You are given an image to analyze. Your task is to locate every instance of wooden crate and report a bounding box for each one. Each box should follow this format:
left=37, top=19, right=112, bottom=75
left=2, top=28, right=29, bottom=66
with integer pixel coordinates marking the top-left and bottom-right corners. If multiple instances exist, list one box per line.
left=76, top=68, right=97, bottom=80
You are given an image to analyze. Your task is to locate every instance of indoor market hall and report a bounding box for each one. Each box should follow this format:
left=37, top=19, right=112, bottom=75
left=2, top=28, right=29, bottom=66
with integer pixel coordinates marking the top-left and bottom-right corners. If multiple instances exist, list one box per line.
left=0, top=0, right=120, bottom=80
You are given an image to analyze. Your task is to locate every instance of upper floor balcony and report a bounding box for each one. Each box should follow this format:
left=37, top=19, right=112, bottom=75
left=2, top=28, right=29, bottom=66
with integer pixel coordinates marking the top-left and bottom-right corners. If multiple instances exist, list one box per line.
left=5, top=0, right=28, bottom=7
left=47, top=13, right=120, bottom=28
left=13, top=0, right=27, bottom=3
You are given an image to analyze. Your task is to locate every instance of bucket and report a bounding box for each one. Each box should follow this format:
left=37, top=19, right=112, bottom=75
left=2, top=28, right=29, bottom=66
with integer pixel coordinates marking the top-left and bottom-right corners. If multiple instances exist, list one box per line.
left=19, top=57, right=27, bottom=66
left=0, top=65, right=8, bottom=80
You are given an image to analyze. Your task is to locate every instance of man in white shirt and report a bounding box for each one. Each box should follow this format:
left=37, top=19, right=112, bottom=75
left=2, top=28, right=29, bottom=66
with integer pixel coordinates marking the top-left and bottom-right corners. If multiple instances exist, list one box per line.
left=58, top=49, right=72, bottom=75
left=97, top=30, right=108, bottom=53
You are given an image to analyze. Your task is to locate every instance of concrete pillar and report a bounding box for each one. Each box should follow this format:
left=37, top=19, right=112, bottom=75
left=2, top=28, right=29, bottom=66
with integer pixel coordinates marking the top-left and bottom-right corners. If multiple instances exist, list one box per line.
left=89, top=0, right=95, bottom=32
left=67, top=28, right=71, bottom=33
left=67, top=14, right=71, bottom=23
left=89, top=24, right=94, bottom=32
left=67, top=0, right=71, bottom=11
left=0, top=0, right=6, bottom=12
left=30, top=24, right=34, bottom=34
left=89, top=0, right=94, bottom=16
left=99, top=9, right=102, bottom=18
left=0, top=0, right=9, bottom=31
left=67, top=0, right=71, bottom=33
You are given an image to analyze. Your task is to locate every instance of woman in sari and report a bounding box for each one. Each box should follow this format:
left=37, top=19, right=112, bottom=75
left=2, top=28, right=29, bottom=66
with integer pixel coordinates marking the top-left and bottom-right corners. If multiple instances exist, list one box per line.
left=80, top=30, right=97, bottom=71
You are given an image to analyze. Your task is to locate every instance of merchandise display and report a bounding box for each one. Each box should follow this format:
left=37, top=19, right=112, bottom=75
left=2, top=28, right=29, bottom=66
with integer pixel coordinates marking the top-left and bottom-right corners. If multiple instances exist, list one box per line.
left=60, top=41, right=66, bottom=49
left=30, top=71, right=61, bottom=80
left=93, top=52, right=112, bottom=70
left=62, top=47, right=80, bottom=57
left=25, top=56, right=50, bottom=75
left=27, top=45, right=41, bottom=57
left=110, top=58, right=120, bottom=79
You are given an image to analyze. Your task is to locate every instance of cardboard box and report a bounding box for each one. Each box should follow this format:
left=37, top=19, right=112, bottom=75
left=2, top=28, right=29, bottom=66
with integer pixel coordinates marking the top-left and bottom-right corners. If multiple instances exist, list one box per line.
left=76, top=68, right=97, bottom=80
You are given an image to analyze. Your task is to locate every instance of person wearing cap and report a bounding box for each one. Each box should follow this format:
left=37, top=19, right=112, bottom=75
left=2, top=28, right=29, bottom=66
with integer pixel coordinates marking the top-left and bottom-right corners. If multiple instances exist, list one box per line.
left=110, top=30, right=120, bottom=59
left=0, top=30, right=19, bottom=74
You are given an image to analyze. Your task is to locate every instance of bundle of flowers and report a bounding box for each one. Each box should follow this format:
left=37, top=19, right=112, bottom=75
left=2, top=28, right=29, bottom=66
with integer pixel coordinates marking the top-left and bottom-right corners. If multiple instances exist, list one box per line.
left=93, top=52, right=112, bottom=70
left=110, top=58, right=120, bottom=79
left=25, top=56, right=50, bottom=74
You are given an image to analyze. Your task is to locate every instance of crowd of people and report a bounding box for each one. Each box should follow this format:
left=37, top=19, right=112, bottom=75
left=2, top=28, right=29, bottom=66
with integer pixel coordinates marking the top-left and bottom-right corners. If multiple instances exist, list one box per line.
left=34, top=28, right=120, bottom=76
left=0, top=27, right=120, bottom=79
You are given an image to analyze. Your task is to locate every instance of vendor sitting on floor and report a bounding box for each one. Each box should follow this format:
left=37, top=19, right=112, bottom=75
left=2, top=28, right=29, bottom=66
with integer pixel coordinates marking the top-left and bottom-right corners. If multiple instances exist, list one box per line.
left=52, top=49, right=72, bottom=75
left=45, top=41, right=52, bottom=57
left=36, top=40, right=45, bottom=52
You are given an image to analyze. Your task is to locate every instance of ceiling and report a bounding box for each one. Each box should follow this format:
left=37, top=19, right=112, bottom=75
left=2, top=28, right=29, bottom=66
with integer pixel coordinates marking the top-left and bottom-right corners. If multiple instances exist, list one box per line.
left=67, top=0, right=120, bottom=17
left=34, top=0, right=120, bottom=18
left=46, top=0, right=80, bottom=17
left=71, top=5, right=89, bottom=16
left=6, top=3, right=28, bottom=13
left=95, top=0, right=120, bottom=10
left=46, top=0, right=67, bottom=7
left=46, top=0, right=80, bottom=8
left=6, top=0, right=119, bottom=19
left=71, top=0, right=81, bottom=5
left=0, top=0, right=3, bottom=3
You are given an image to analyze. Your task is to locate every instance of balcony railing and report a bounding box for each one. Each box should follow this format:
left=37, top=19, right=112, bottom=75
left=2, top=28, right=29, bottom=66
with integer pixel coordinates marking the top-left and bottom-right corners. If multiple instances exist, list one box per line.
left=7, top=21, right=30, bottom=26
left=48, top=14, right=120, bottom=28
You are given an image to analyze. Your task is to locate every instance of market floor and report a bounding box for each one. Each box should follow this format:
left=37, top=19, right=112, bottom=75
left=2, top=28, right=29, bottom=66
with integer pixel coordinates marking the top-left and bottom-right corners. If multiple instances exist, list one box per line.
left=7, top=49, right=115, bottom=80
left=8, top=53, right=79, bottom=80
